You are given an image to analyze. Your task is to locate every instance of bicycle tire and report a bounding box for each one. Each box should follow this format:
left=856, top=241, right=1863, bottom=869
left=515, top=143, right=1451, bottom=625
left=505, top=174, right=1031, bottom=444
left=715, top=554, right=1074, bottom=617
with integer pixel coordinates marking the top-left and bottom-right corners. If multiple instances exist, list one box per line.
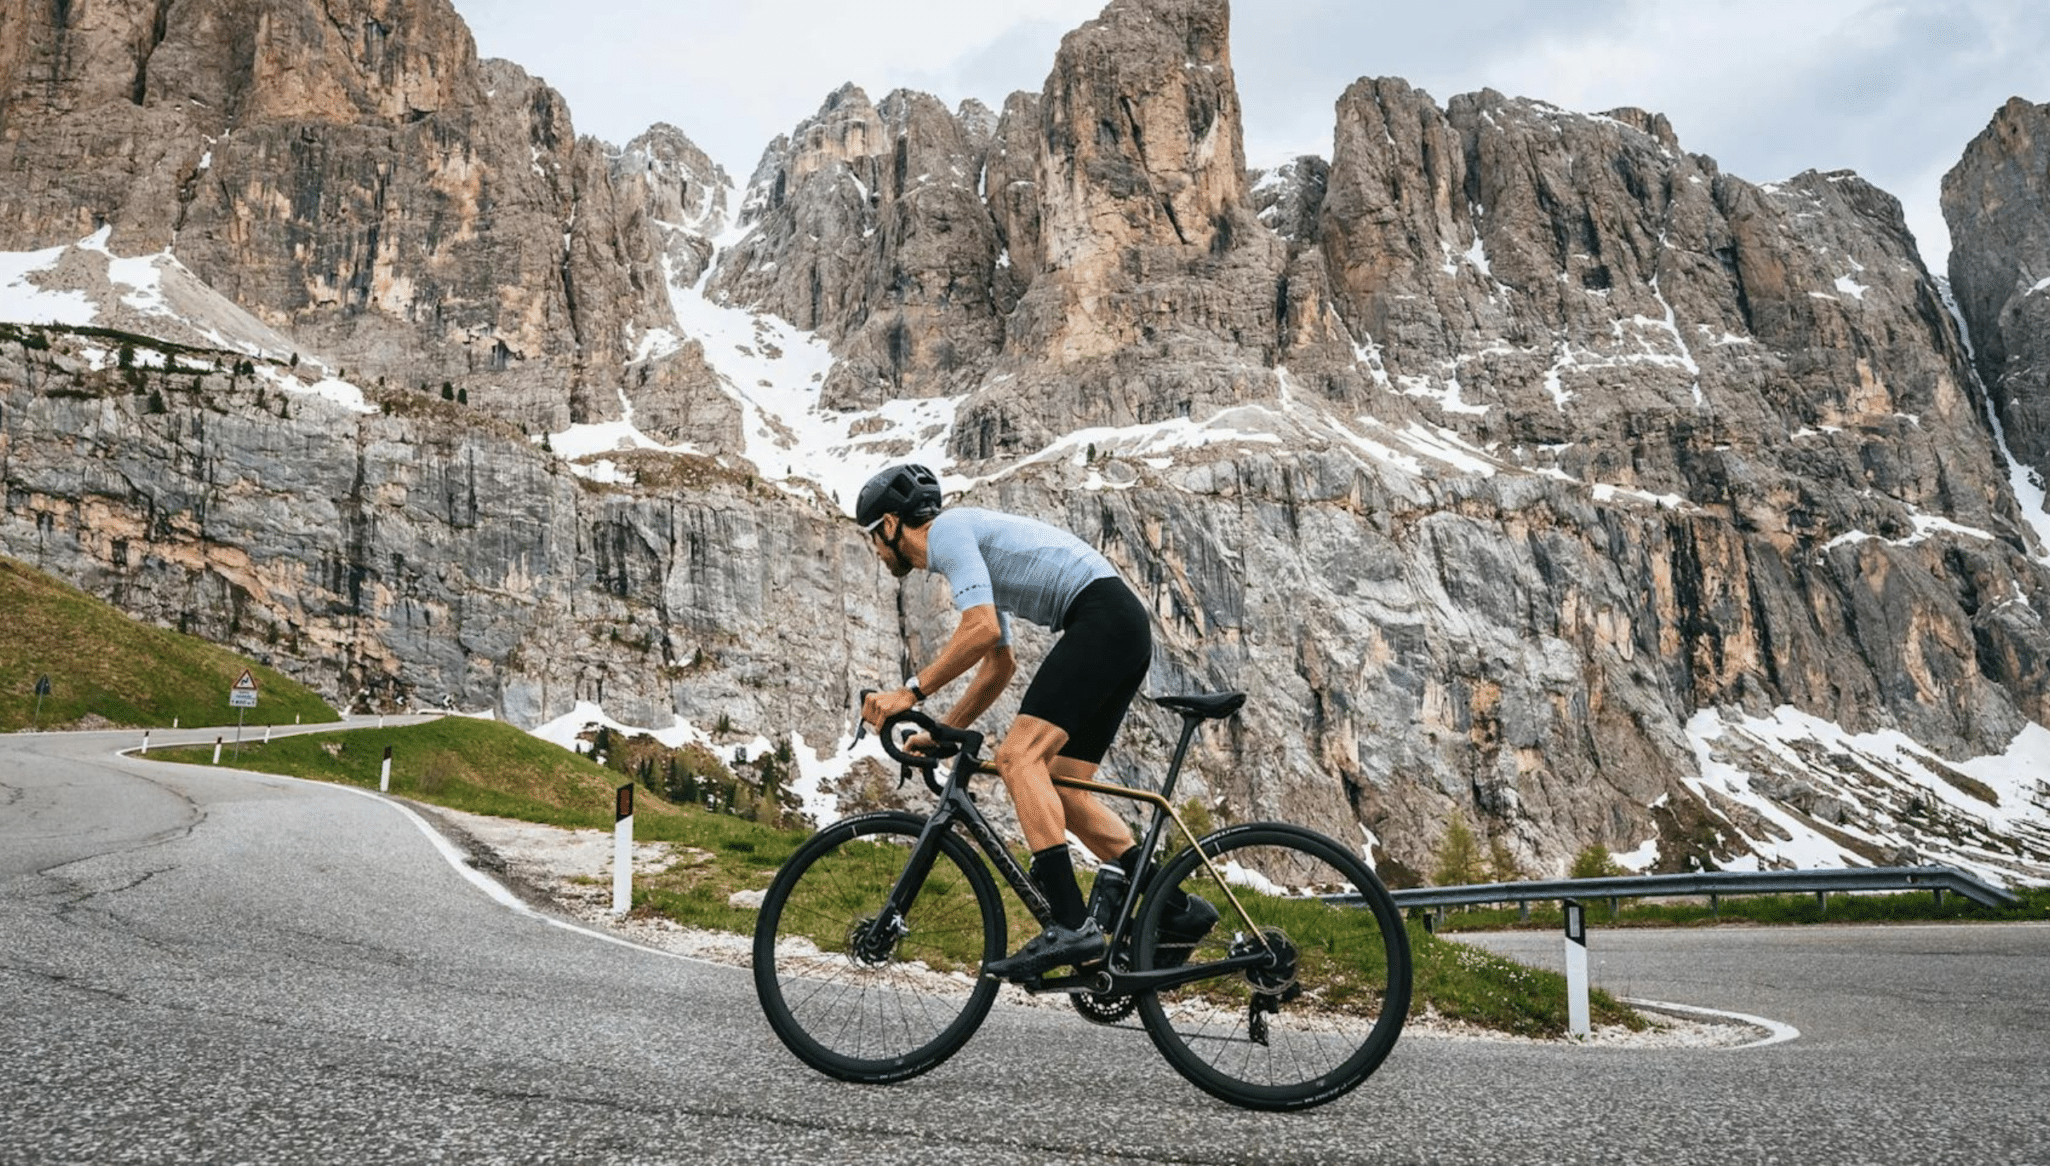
left=752, top=811, right=1005, bottom=1083
left=1133, top=823, right=1411, bottom=1111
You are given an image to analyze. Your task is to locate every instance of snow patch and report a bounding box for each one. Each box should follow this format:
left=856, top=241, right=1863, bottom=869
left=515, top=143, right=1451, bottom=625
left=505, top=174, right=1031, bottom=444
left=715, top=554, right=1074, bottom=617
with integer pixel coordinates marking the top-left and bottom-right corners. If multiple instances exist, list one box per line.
left=528, top=700, right=889, bottom=829
left=0, top=242, right=95, bottom=326
left=255, top=365, right=377, bottom=415
left=1685, top=707, right=2050, bottom=886
left=663, top=251, right=957, bottom=512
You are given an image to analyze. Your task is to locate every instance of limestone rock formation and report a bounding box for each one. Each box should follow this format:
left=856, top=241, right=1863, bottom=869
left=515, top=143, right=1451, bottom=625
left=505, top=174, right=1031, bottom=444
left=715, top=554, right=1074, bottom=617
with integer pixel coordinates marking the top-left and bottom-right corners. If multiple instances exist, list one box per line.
left=0, top=0, right=726, bottom=440
left=1945, top=96, right=2050, bottom=488
left=709, top=84, right=1006, bottom=410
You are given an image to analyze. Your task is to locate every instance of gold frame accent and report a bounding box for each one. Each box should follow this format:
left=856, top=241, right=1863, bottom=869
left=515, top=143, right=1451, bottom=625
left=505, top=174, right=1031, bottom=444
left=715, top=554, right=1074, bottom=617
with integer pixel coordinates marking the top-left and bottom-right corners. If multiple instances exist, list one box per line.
left=968, top=761, right=1264, bottom=940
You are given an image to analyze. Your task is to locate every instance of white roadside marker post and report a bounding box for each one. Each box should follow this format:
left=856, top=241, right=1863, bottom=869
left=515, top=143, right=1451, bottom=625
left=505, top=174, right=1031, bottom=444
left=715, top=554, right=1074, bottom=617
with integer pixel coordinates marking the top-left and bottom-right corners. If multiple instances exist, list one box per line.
left=1564, top=898, right=1590, bottom=1037
left=264, top=723, right=272, bottom=744
left=211, top=736, right=223, bottom=765
left=379, top=745, right=393, bottom=792
left=141, top=730, right=149, bottom=755
left=612, top=783, right=634, bottom=915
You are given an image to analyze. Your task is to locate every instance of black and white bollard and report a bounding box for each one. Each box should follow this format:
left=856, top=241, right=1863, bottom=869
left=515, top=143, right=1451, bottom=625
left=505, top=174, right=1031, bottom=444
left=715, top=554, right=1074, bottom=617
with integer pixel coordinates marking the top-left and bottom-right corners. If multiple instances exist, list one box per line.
left=211, top=736, right=222, bottom=764
left=379, top=745, right=393, bottom=792
left=1564, top=898, right=1590, bottom=1037
left=141, top=730, right=150, bottom=755
left=264, top=724, right=272, bottom=744
left=612, top=784, right=634, bottom=915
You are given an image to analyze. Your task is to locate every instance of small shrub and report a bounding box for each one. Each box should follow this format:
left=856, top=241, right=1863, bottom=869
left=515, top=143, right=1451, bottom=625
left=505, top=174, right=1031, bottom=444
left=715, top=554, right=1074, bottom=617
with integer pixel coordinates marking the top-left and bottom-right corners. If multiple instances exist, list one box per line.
left=1569, top=843, right=1626, bottom=880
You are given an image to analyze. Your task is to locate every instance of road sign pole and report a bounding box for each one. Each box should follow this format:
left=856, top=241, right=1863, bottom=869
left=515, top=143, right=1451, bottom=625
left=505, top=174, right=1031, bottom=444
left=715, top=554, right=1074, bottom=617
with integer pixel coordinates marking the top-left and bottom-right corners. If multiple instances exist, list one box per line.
left=612, top=784, right=634, bottom=915
left=1564, top=898, right=1590, bottom=1037
left=235, top=708, right=246, bottom=759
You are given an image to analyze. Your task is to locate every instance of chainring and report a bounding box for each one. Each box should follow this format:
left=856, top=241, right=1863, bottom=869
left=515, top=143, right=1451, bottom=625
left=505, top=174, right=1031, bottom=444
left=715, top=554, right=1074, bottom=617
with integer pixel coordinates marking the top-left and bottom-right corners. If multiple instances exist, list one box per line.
left=1071, top=991, right=1138, bottom=1025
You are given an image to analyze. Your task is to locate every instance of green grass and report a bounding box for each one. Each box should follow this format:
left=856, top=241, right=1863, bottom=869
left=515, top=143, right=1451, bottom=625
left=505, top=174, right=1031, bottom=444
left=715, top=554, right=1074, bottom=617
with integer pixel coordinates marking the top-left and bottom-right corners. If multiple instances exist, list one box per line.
left=150, top=716, right=1649, bottom=1038
left=0, top=555, right=337, bottom=731
left=1408, top=924, right=1640, bottom=1036
left=150, top=715, right=807, bottom=934
left=1425, top=886, right=2050, bottom=933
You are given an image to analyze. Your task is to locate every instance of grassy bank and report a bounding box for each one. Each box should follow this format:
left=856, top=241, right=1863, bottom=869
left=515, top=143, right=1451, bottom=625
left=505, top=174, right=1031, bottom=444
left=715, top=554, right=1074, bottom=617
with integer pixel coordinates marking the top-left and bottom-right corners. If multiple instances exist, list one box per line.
left=0, top=555, right=338, bottom=731
left=153, top=716, right=1639, bottom=1037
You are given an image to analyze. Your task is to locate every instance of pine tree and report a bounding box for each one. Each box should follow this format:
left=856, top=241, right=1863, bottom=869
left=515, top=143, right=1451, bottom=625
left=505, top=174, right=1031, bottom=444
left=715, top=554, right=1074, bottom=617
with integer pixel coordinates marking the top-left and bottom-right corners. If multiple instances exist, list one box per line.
left=1433, top=812, right=1485, bottom=887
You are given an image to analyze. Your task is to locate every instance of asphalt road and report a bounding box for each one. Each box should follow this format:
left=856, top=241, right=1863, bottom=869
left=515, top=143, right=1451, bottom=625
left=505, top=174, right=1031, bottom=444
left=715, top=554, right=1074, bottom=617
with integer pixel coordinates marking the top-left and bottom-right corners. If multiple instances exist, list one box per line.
left=3, top=726, right=2045, bottom=1165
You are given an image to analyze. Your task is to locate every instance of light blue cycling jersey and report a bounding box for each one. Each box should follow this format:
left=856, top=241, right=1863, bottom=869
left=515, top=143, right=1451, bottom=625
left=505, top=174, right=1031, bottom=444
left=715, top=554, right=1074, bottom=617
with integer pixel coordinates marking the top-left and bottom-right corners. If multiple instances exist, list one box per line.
left=922, top=507, right=1118, bottom=642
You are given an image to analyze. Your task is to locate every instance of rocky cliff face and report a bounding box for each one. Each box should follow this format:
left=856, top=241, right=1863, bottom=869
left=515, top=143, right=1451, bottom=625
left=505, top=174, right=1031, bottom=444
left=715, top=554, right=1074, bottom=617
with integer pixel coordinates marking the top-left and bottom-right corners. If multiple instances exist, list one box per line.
left=2, top=0, right=2047, bottom=883
left=1946, top=96, right=2050, bottom=486
left=0, top=0, right=727, bottom=440
left=0, top=325, right=894, bottom=742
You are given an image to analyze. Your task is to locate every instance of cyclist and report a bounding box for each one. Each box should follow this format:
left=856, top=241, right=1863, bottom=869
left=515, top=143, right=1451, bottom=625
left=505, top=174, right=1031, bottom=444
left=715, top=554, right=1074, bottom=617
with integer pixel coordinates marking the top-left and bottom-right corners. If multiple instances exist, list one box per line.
left=855, top=463, right=1213, bottom=980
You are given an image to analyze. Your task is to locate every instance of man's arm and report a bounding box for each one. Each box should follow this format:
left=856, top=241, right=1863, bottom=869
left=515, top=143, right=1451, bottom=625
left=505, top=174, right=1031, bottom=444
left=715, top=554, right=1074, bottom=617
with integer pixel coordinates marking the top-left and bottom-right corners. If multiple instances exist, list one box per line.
left=939, top=641, right=1015, bottom=728
left=863, top=604, right=1006, bottom=727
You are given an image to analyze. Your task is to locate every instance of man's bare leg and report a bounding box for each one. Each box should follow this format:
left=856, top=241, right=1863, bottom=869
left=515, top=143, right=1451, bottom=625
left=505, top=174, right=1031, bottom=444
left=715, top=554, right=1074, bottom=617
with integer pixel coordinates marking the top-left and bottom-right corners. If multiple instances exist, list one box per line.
left=993, top=714, right=1072, bottom=852
left=1050, top=757, right=1135, bottom=862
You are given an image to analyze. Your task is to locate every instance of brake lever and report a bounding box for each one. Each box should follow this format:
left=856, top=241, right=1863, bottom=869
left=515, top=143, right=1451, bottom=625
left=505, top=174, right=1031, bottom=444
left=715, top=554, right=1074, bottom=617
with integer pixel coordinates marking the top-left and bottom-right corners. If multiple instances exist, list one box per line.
left=853, top=688, right=876, bottom=744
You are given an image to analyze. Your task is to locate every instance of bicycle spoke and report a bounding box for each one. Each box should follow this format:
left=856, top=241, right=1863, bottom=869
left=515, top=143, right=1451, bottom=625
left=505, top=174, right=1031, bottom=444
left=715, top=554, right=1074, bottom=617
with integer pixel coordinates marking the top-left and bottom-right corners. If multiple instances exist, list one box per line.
left=1135, top=825, right=1410, bottom=1111
left=754, top=814, right=1004, bottom=1082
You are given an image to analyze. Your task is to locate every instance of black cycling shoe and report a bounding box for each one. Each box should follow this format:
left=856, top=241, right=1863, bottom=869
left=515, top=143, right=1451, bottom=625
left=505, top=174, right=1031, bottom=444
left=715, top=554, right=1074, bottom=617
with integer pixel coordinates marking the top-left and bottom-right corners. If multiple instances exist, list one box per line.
left=1152, top=892, right=1219, bottom=968
left=984, top=919, right=1106, bottom=982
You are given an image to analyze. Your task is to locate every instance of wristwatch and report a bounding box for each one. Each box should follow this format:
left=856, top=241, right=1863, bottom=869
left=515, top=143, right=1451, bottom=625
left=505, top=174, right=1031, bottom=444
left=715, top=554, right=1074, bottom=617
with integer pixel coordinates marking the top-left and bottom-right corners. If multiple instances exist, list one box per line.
left=903, top=677, right=927, bottom=702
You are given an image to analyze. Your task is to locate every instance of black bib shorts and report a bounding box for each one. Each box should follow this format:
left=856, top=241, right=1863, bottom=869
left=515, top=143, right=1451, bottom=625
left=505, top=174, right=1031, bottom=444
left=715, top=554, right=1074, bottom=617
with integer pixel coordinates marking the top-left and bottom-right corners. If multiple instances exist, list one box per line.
left=1016, top=577, right=1153, bottom=766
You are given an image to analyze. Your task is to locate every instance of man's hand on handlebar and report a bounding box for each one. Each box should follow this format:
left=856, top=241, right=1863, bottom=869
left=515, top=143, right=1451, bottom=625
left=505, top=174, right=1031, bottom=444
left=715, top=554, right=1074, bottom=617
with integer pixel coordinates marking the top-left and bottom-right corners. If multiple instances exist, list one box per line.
left=861, top=686, right=919, bottom=731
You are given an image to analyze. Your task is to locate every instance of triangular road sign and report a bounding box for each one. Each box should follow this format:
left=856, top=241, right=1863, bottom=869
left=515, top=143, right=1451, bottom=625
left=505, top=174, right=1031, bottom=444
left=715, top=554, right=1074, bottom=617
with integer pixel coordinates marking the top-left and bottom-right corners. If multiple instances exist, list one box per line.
left=231, top=669, right=258, bottom=691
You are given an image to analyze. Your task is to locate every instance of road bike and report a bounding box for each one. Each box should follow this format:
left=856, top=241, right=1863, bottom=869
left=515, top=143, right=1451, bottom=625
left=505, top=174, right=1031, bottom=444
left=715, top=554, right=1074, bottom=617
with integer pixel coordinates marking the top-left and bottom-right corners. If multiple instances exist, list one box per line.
left=751, top=690, right=1412, bottom=1111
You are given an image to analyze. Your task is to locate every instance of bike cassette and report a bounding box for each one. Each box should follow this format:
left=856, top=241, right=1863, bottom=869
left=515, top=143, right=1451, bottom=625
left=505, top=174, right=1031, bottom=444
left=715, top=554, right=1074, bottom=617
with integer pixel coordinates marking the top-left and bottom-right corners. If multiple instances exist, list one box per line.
left=1233, top=927, right=1300, bottom=994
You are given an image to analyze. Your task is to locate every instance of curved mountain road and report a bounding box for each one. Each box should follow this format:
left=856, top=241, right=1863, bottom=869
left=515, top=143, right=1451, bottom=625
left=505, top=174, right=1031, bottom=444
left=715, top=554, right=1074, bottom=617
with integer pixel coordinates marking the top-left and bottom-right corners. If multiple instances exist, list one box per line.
left=3, top=728, right=2044, bottom=1164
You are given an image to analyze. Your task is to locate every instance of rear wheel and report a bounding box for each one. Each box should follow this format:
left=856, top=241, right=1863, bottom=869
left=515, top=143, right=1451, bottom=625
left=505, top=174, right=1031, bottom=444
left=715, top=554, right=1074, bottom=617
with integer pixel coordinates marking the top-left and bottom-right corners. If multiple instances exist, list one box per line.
left=753, top=812, right=1005, bottom=1083
left=1133, top=823, right=1410, bottom=1111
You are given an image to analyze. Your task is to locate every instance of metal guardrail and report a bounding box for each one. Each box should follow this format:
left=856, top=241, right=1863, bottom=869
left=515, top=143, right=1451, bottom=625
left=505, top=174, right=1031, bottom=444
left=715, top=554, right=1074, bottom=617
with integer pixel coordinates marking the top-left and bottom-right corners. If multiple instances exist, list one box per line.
left=1377, top=865, right=2020, bottom=917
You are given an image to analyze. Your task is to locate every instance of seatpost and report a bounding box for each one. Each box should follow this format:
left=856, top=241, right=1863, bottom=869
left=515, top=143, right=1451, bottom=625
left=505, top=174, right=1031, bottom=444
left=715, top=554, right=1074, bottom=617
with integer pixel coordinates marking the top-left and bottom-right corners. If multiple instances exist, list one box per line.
left=1157, top=713, right=1204, bottom=801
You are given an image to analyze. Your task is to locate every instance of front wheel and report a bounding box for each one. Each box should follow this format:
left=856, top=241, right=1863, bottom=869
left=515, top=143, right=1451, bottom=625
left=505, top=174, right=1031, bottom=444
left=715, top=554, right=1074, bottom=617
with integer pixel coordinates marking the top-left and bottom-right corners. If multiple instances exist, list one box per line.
left=1133, top=823, right=1411, bottom=1111
left=752, top=812, right=1005, bottom=1083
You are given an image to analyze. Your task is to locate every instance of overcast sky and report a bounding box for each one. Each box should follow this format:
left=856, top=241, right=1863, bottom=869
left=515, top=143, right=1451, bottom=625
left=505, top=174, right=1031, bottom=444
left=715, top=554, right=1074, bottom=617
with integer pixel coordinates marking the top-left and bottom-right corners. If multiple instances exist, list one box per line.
left=457, top=0, right=2049, bottom=267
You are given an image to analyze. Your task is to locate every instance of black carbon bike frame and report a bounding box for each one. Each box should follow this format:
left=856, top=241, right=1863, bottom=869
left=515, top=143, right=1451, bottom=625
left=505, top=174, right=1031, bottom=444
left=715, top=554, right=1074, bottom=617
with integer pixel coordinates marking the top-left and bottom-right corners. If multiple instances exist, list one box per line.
left=861, top=702, right=1281, bottom=998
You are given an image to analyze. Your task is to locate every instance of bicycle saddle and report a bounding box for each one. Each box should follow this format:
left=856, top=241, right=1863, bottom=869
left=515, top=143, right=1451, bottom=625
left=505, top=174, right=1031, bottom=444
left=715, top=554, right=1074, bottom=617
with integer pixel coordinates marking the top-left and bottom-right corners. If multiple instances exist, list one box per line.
left=1152, top=691, right=1246, bottom=720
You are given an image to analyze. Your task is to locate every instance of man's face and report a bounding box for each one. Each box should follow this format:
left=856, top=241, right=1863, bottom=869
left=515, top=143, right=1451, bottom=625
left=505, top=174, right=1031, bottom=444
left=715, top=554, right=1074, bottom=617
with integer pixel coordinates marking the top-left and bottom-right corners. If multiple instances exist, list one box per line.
left=868, top=520, right=913, bottom=578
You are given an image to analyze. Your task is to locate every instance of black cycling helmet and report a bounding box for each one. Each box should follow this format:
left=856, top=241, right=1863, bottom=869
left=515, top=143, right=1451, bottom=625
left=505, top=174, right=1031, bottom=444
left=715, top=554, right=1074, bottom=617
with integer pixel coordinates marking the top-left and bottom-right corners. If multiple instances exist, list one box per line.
left=855, top=463, right=943, bottom=530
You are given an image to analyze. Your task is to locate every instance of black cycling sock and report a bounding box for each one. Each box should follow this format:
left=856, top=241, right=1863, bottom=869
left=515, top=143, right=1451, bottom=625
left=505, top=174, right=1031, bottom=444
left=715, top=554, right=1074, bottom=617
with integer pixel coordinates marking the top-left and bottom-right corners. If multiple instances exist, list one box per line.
left=1030, top=845, right=1088, bottom=929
